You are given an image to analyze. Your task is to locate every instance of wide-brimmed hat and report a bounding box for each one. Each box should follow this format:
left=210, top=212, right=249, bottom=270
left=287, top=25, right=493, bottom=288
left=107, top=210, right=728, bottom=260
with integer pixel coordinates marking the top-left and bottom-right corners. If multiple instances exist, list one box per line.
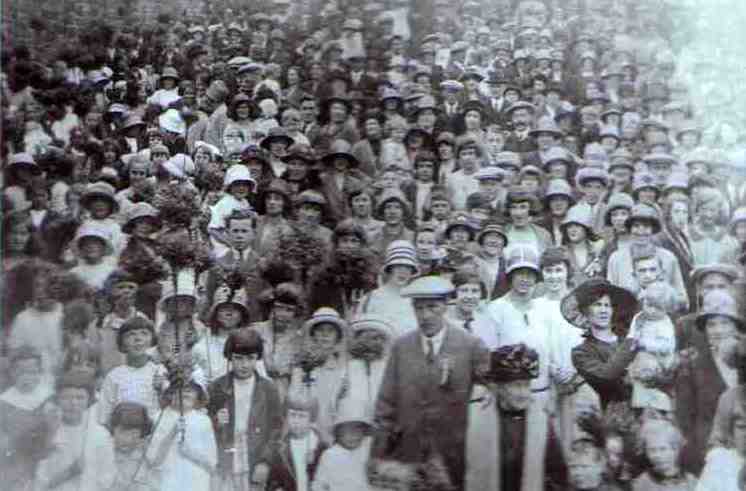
left=575, top=166, right=609, bottom=188
left=604, top=193, right=635, bottom=225
left=529, top=117, right=563, bottom=138
left=561, top=205, right=598, bottom=239
left=643, top=153, right=677, bottom=167
left=260, top=127, right=294, bottom=150
left=696, top=290, right=745, bottom=332
left=322, top=139, right=359, bottom=167
left=401, top=275, right=454, bottom=299
left=505, top=245, right=541, bottom=278
left=74, top=223, right=114, bottom=255
left=560, top=278, right=639, bottom=329
left=582, top=143, right=609, bottom=169
left=632, top=172, right=659, bottom=196
left=303, top=307, right=347, bottom=340
left=376, top=188, right=411, bottom=217
left=543, top=146, right=573, bottom=168
left=122, top=202, right=161, bottom=234
left=223, top=164, right=257, bottom=191
left=475, top=166, right=505, bottom=181
left=608, top=148, right=635, bottom=172
left=663, top=172, right=689, bottom=195
left=209, top=284, right=250, bottom=325
left=382, top=240, right=419, bottom=274
left=690, top=264, right=740, bottom=286
left=81, top=181, right=120, bottom=213
left=282, top=143, right=316, bottom=164
left=544, top=179, right=576, bottom=205
left=625, top=203, right=662, bottom=233
left=460, top=67, right=485, bottom=82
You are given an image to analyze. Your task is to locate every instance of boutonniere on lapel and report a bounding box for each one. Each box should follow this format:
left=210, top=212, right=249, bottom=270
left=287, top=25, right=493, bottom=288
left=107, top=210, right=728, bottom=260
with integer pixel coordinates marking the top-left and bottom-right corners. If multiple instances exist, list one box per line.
left=439, top=355, right=451, bottom=388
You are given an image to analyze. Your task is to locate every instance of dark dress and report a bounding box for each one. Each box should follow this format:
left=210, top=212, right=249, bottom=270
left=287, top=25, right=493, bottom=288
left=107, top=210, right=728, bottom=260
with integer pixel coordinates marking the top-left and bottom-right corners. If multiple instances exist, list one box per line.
left=572, top=335, right=637, bottom=410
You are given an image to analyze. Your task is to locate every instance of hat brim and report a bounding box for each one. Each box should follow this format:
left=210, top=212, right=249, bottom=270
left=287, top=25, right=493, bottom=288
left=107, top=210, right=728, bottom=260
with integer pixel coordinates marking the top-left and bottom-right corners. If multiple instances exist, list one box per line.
left=561, top=281, right=639, bottom=329
left=260, top=136, right=294, bottom=149
left=282, top=153, right=314, bottom=164
left=624, top=215, right=661, bottom=234
left=696, top=312, right=746, bottom=332
left=81, top=192, right=120, bottom=212
left=122, top=215, right=162, bottom=234
left=303, top=316, right=347, bottom=339
left=529, top=129, right=563, bottom=138
left=444, top=223, right=477, bottom=239
left=209, top=300, right=250, bottom=324
left=76, top=234, right=114, bottom=255
left=322, top=152, right=359, bottom=167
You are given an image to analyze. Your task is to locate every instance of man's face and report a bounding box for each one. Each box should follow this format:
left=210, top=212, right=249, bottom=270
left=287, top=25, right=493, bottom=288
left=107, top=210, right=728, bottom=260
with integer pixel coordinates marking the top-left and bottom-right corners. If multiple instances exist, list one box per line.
left=459, top=147, right=478, bottom=169
left=232, top=353, right=259, bottom=379
left=630, top=220, right=654, bottom=239
left=288, top=409, right=312, bottom=437
left=413, top=298, right=448, bottom=337
left=478, top=178, right=501, bottom=199
left=512, top=108, right=532, bottom=129
left=329, top=102, right=348, bottom=123
left=611, top=167, right=632, bottom=187
left=634, top=257, right=661, bottom=288
left=365, top=119, right=382, bottom=140
left=228, top=218, right=255, bottom=250
left=112, top=281, right=138, bottom=303
left=430, top=200, right=451, bottom=220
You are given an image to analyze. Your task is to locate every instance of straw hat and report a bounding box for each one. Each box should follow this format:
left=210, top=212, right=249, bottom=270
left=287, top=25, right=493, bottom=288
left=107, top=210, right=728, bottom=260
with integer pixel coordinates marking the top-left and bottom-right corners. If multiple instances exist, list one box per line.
left=382, top=240, right=419, bottom=274
left=303, top=307, right=348, bottom=340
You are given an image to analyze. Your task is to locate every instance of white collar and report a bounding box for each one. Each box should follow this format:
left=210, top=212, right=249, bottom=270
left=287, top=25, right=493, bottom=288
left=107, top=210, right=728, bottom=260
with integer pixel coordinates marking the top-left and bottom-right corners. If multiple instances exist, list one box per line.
left=421, top=326, right=447, bottom=356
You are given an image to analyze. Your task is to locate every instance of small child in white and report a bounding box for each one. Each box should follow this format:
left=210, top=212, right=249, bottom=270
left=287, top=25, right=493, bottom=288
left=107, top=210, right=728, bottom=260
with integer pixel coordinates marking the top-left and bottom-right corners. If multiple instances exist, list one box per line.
left=628, top=282, right=678, bottom=416
left=208, top=164, right=257, bottom=256
left=312, top=399, right=373, bottom=491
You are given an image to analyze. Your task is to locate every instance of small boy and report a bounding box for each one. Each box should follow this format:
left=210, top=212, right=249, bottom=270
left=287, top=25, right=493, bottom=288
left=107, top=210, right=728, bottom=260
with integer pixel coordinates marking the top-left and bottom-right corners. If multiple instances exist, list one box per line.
left=208, top=164, right=257, bottom=256
left=109, top=401, right=157, bottom=491
left=79, top=181, right=125, bottom=252
left=312, top=399, right=373, bottom=491
left=631, top=241, right=687, bottom=315
left=267, top=392, right=328, bottom=491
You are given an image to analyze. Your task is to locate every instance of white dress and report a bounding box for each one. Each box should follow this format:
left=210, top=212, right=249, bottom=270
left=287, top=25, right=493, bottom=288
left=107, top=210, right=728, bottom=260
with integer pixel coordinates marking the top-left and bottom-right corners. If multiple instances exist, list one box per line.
left=146, top=408, right=217, bottom=491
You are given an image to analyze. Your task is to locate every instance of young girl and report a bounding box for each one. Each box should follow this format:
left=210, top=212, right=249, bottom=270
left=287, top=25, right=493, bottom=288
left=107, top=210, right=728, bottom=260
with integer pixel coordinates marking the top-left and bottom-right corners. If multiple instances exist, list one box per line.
left=404, top=151, right=439, bottom=222
left=79, top=181, right=125, bottom=253
left=192, top=283, right=251, bottom=383
left=109, top=402, right=157, bottom=491
left=208, top=164, right=257, bottom=256
left=69, top=224, right=118, bottom=290
left=147, top=379, right=217, bottom=491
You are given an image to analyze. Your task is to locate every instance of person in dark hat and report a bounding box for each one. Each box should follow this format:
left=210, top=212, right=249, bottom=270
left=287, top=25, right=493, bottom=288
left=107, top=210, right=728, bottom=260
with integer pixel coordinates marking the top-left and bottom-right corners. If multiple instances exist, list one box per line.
left=317, top=139, right=366, bottom=223
left=208, top=329, right=282, bottom=491
left=351, top=110, right=385, bottom=178
left=504, top=100, right=539, bottom=155
left=313, top=97, right=360, bottom=151
left=468, top=343, right=567, bottom=491
left=370, top=275, right=488, bottom=490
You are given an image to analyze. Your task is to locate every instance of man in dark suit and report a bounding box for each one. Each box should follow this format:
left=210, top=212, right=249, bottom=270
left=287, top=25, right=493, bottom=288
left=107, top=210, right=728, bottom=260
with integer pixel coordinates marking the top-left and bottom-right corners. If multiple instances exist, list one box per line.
left=208, top=330, right=284, bottom=491
left=503, top=100, right=538, bottom=155
left=369, top=276, right=489, bottom=490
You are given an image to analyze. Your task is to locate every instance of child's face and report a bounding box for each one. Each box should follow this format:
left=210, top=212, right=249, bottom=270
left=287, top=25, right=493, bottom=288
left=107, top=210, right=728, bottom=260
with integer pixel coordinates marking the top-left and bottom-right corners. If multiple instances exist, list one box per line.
left=388, top=264, right=414, bottom=288
left=337, top=422, right=366, bottom=450
left=123, top=328, right=153, bottom=356
left=313, top=323, right=339, bottom=351
left=112, top=281, right=138, bottom=303
left=230, top=181, right=252, bottom=199
left=89, top=198, right=113, bottom=219
left=216, top=304, right=243, bottom=329
left=287, top=409, right=312, bottom=437
left=448, top=227, right=470, bottom=249
left=13, top=358, right=42, bottom=393
left=79, top=237, right=107, bottom=262
left=416, top=231, right=436, bottom=260
left=132, top=219, right=156, bottom=238
left=415, top=162, right=434, bottom=182
left=232, top=353, right=259, bottom=379
left=31, top=189, right=50, bottom=209
left=480, top=232, right=505, bottom=258
left=228, top=218, right=255, bottom=250
left=634, top=258, right=661, bottom=288
left=113, top=426, right=143, bottom=453
left=431, top=199, right=451, bottom=220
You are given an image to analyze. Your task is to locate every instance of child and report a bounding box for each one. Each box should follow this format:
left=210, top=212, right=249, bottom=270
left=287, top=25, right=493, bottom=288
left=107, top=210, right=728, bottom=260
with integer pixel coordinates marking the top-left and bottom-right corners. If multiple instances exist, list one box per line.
left=405, top=151, right=439, bottom=221
left=630, top=241, right=687, bottom=315
left=627, top=281, right=679, bottom=418
left=109, top=402, right=157, bottom=491
left=446, top=136, right=482, bottom=211
left=69, top=224, right=118, bottom=290
left=192, top=283, right=251, bottom=383
left=98, top=316, right=160, bottom=426
left=208, top=330, right=283, bottom=491
left=79, top=181, right=125, bottom=252
left=98, top=270, right=150, bottom=373
left=147, top=379, right=217, bottom=491
left=312, top=398, right=374, bottom=491
left=422, top=186, right=452, bottom=239
left=209, top=165, right=257, bottom=257
left=267, top=392, right=328, bottom=491
left=156, top=268, right=206, bottom=349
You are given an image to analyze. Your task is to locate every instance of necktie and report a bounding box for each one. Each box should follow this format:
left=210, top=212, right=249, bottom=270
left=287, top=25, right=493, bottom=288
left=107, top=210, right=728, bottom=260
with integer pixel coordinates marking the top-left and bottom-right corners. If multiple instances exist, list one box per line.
left=426, top=339, right=435, bottom=364
left=464, top=317, right=473, bottom=332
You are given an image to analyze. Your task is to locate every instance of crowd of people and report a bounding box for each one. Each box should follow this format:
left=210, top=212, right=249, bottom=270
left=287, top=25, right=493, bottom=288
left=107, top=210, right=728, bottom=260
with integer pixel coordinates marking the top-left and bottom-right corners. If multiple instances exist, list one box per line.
left=2, top=0, right=746, bottom=489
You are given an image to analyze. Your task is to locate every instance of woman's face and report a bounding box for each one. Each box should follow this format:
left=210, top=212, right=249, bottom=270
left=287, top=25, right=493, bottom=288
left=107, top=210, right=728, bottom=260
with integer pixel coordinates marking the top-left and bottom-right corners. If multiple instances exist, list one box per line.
left=415, top=161, right=435, bottom=182
left=13, top=358, right=42, bottom=393
left=286, top=158, right=307, bottom=180
left=697, top=202, right=719, bottom=226
left=365, top=119, right=382, bottom=140
left=565, top=224, right=587, bottom=243
left=313, top=323, right=339, bottom=351
left=329, top=102, right=348, bottom=123
left=287, top=68, right=300, bottom=86
left=351, top=193, right=372, bottom=218
left=194, top=148, right=211, bottom=168
left=383, top=201, right=404, bottom=225
left=448, top=227, right=470, bottom=249
left=705, top=316, right=737, bottom=354
left=337, top=233, right=362, bottom=253
left=548, top=196, right=570, bottom=217
left=388, top=264, right=415, bottom=287
left=132, top=219, right=156, bottom=239
left=417, top=109, right=436, bottom=129
left=734, top=221, right=746, bottom=243
left=547, top=161, right=567, bottom=180
left=265, top=192, right=285, bottom=216
left=456, top=282, right=482, bottom=313
left=464, top=110, right=482, bottom=130
left=236, top=102, right=251, bottom=120
left=6, top=222, right=31, bottom=254
left=438, top=143, right=454, bottom=160
left=587, top=294, right=613, bottom=329
left=542, top=263, right=568, bottom=293
left=480, top=232, right=505, bottom=258
left=509, top=201, right=532, bottom=227
left=298, top=204, right=322, bottom=224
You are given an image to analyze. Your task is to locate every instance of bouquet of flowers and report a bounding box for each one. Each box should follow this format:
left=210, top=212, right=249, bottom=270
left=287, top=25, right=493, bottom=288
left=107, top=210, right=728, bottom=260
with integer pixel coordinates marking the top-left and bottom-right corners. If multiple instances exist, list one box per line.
left=292, top=343, right=328, bottom=385
left=275, top=222, right=327, bottom=278
left=129, top=181, right=155, bottom=204
left=349, top=334, right=386, bottom=364
left=157, top=230, right=214, bottom=275
left=439, top=246, right=475, bottom=273
left=316, top=249, right=378, bottom=291
left=153, top=182, right=201, bottom=229
left=118, top=248, right=168, bottom=285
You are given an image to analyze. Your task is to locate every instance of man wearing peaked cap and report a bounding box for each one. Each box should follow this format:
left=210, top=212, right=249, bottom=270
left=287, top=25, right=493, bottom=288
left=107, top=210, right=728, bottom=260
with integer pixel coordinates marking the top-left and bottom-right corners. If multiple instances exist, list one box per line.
left=372, top=272, right=488, bottom=489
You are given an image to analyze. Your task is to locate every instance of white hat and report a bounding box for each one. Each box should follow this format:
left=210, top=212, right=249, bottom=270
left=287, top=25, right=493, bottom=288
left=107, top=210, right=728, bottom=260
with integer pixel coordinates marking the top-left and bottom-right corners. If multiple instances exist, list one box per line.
left=160, top=268, right=198, bottom=304
left=505, top=246, right=541, bottom=277
left=74, top=223, right=114, bottom=255
left=162, top=154, right=196, bottom=180
left=223, top=164, right=257, bottom=191
left=401, top=275, right=455, bottom=299
left=382, top=240, right=419, bottom=274
left=158, top=108, right=186, bottom=136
